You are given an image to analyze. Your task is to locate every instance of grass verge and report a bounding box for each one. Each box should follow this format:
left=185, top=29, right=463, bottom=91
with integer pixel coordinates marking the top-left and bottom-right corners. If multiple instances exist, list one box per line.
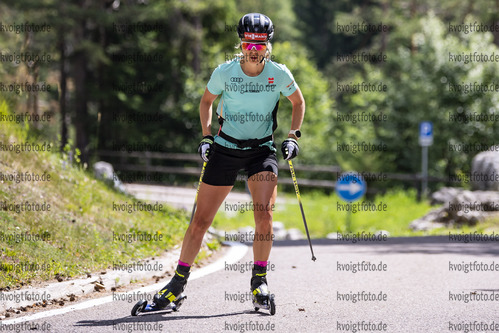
left=212, top=188, right=499, bottom=237
left=0, top=101, right=189, bottom=289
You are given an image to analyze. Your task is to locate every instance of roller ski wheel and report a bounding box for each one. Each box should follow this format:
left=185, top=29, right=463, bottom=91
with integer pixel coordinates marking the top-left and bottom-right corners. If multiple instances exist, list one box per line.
left=172, top=294, right=187, bottom=311
left=130, top=294, right=187, bottom=316
left=131, top=299, right=147, bottom=316
left=253, top=293, right=276, bottom=316
left=269, top=294, right=276, bottom=315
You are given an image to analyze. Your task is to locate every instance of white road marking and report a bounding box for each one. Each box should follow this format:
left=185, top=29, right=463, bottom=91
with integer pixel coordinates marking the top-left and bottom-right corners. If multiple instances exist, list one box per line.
left=1, top=242, right=248, bottom=325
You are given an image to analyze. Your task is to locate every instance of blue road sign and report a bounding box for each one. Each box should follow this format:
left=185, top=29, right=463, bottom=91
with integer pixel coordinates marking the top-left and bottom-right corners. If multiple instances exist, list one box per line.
left=419, top=121, right=433, bottom=146
left=336, top=172, right=367, bottom=202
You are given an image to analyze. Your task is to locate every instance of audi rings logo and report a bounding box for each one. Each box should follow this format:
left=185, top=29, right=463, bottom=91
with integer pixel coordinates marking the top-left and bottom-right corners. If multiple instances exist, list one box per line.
left=230, top=77, right=243, bottom=83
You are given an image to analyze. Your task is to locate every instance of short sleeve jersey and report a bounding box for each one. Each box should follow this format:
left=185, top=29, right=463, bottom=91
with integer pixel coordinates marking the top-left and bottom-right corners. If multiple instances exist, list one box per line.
left=206, top=58, right=298, bottom=150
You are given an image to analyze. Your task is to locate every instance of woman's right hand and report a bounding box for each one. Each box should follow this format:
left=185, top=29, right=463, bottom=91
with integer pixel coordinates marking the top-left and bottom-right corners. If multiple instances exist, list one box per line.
left=198, top=135, right=214, bottom=162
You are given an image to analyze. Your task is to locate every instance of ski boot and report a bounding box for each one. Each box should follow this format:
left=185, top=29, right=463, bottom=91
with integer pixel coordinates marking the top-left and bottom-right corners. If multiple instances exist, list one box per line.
left=251, top=265, right=276, bottom=315
left=131, top=265, right=189, bottom=316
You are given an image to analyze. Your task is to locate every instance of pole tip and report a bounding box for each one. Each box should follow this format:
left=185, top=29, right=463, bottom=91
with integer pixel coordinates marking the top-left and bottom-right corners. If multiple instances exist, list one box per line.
left=312, top=256, right=316, bottom=261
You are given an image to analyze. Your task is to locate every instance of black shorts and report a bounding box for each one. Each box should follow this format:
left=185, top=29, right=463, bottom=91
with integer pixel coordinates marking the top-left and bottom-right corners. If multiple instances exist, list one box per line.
left=202, top=143, right=279, bottom=186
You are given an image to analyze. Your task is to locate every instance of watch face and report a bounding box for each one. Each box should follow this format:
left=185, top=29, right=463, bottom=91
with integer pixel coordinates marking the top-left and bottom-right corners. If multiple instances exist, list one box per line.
left=295, top=130, right=301, bottom=138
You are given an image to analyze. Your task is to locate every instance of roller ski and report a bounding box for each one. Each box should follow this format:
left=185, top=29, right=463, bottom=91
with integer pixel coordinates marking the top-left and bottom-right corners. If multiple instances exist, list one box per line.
left=131, top=293, right=187, bottom=316
left=131, top=264, right=190, bottom=316
left=251, top=265, right=276, bottom=315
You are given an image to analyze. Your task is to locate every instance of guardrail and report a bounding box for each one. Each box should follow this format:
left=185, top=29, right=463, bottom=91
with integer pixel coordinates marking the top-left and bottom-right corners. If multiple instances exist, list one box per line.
left=96, top=150, right=456, bottom=193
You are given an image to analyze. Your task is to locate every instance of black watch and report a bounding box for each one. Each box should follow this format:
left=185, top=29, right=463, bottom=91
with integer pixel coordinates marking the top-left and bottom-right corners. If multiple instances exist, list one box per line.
left=289, top=129, right=301, bottom=138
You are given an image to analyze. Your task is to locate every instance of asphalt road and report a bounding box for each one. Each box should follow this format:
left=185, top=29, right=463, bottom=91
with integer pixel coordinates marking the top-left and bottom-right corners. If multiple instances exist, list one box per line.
left=4, top=236, right=499, bottom=333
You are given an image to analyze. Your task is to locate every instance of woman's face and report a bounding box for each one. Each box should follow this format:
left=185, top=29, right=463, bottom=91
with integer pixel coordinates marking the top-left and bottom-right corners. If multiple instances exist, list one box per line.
left=240, top=39, right=267, bottom=63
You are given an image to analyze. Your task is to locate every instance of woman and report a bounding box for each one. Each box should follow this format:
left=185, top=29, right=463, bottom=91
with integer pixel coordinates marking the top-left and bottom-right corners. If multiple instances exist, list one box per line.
left=153, top=12, right=305, bottom=313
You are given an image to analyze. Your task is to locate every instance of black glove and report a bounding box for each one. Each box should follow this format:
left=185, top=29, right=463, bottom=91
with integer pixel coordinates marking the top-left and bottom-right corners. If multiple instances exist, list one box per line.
left=281, top=138, right=299, bottom=160
left=198, top=135, right=214, bottom=162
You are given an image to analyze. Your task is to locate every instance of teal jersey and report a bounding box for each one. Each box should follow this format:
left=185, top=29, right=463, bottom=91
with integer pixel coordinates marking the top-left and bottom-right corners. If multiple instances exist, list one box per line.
left=206, top=58, right=298, bottom=150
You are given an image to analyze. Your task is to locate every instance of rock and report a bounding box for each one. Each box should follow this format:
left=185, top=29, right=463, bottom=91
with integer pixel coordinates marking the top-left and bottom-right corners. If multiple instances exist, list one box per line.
left=326, top=232, right=339, bottom=239
left=238, top=226, right=254, bottom=235
left=272, top=221, right=285, bottom=232
left=410, top=188, right=499, bottom=231
left=93, top=161, right=126, bottom=193
left=94, top=282, right=105, bottom=291
left=471, top=147, right=499, bottom=191
left=231, top=226, right=253, bottom=243
left=447, top=190, right=499, bottom=224
left=271, top=221, right=287, bottom=240
left=375, top=230, right=390, bottom=237
left=285, top=228, right=304, bottom=240
left=431, top=187, right=461, bottom=205
left=273, top=229, right=288, bottom=241
left=208, top=226, right=225, bottom=239
left=409, top=207, right=448, bottom=231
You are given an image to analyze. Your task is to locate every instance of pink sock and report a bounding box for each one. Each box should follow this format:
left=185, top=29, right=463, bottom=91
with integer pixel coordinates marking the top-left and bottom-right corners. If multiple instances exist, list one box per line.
left=255, top=261, right=267, bottom=267
left=178, top=260, right=190, bottom=267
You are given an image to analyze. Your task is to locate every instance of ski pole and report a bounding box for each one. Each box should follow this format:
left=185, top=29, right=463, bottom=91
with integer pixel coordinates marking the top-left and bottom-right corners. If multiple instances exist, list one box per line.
left=190, top=161, right=207, bottom=224
left=288, top=160, right=316, bottom=261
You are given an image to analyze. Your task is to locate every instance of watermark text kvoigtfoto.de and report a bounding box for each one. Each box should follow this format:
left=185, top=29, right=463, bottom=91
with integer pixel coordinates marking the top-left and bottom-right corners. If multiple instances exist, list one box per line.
left=337, top=81, right=388, bottom=93
left=224, top=201, right=275, bottom=213
left=0, top=21, right=51, bottom=33
left=336, top=141, right=388, bottom=154
left=224, top=261, right=276, bottom=273
left=0, top=82, right=51, bottom=95
left=337, top=260, right=388, bottom=273
left=336, top=111, right=388, bottom=123
left=0, top=51, right=52, bottom=65
left=112, top=201, right=163, bottom=213
left=0, top=141, right=52, bottom=154
left=0, top=112, right=51, bottom=124
left=0, top=171, right=51, bottom=183
left=448, top=260, right=499, bottom=273
left=222, top=112, right=272, bottom=124
left=335, top=21, right=389, bottom=35
left=0, top=322, right=52, bottom=333
left=337, top=201, right=388, bottom=213
left=448, top=21, right=499, bottom=34
left=224, top=231, right=276, bottom=243
left=448, top=231, right=499, bottom=243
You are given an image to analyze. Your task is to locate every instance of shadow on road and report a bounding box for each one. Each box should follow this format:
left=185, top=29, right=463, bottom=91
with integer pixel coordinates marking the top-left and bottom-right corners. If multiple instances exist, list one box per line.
left=266, top=236, right=499, bottom=256
left=75, top=309, right=270, bottom=327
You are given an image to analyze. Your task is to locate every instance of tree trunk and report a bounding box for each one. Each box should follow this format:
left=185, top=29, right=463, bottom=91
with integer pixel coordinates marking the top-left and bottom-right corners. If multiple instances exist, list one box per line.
left=192, top=15, right=201, bottom=75
left=58, top=29, right=68, bottom=151
left=73, top=5, right=90, bottom=164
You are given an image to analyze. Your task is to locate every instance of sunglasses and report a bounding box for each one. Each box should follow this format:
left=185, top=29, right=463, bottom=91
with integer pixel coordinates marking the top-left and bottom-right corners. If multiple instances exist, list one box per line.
left=241, top=41, right=267, bottom=51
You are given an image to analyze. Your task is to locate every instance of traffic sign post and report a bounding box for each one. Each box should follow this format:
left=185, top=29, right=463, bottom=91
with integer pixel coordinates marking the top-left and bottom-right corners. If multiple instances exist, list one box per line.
left=419, top=122, right=433, bottom=199
left=336, top=172, right=367, bottom=232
